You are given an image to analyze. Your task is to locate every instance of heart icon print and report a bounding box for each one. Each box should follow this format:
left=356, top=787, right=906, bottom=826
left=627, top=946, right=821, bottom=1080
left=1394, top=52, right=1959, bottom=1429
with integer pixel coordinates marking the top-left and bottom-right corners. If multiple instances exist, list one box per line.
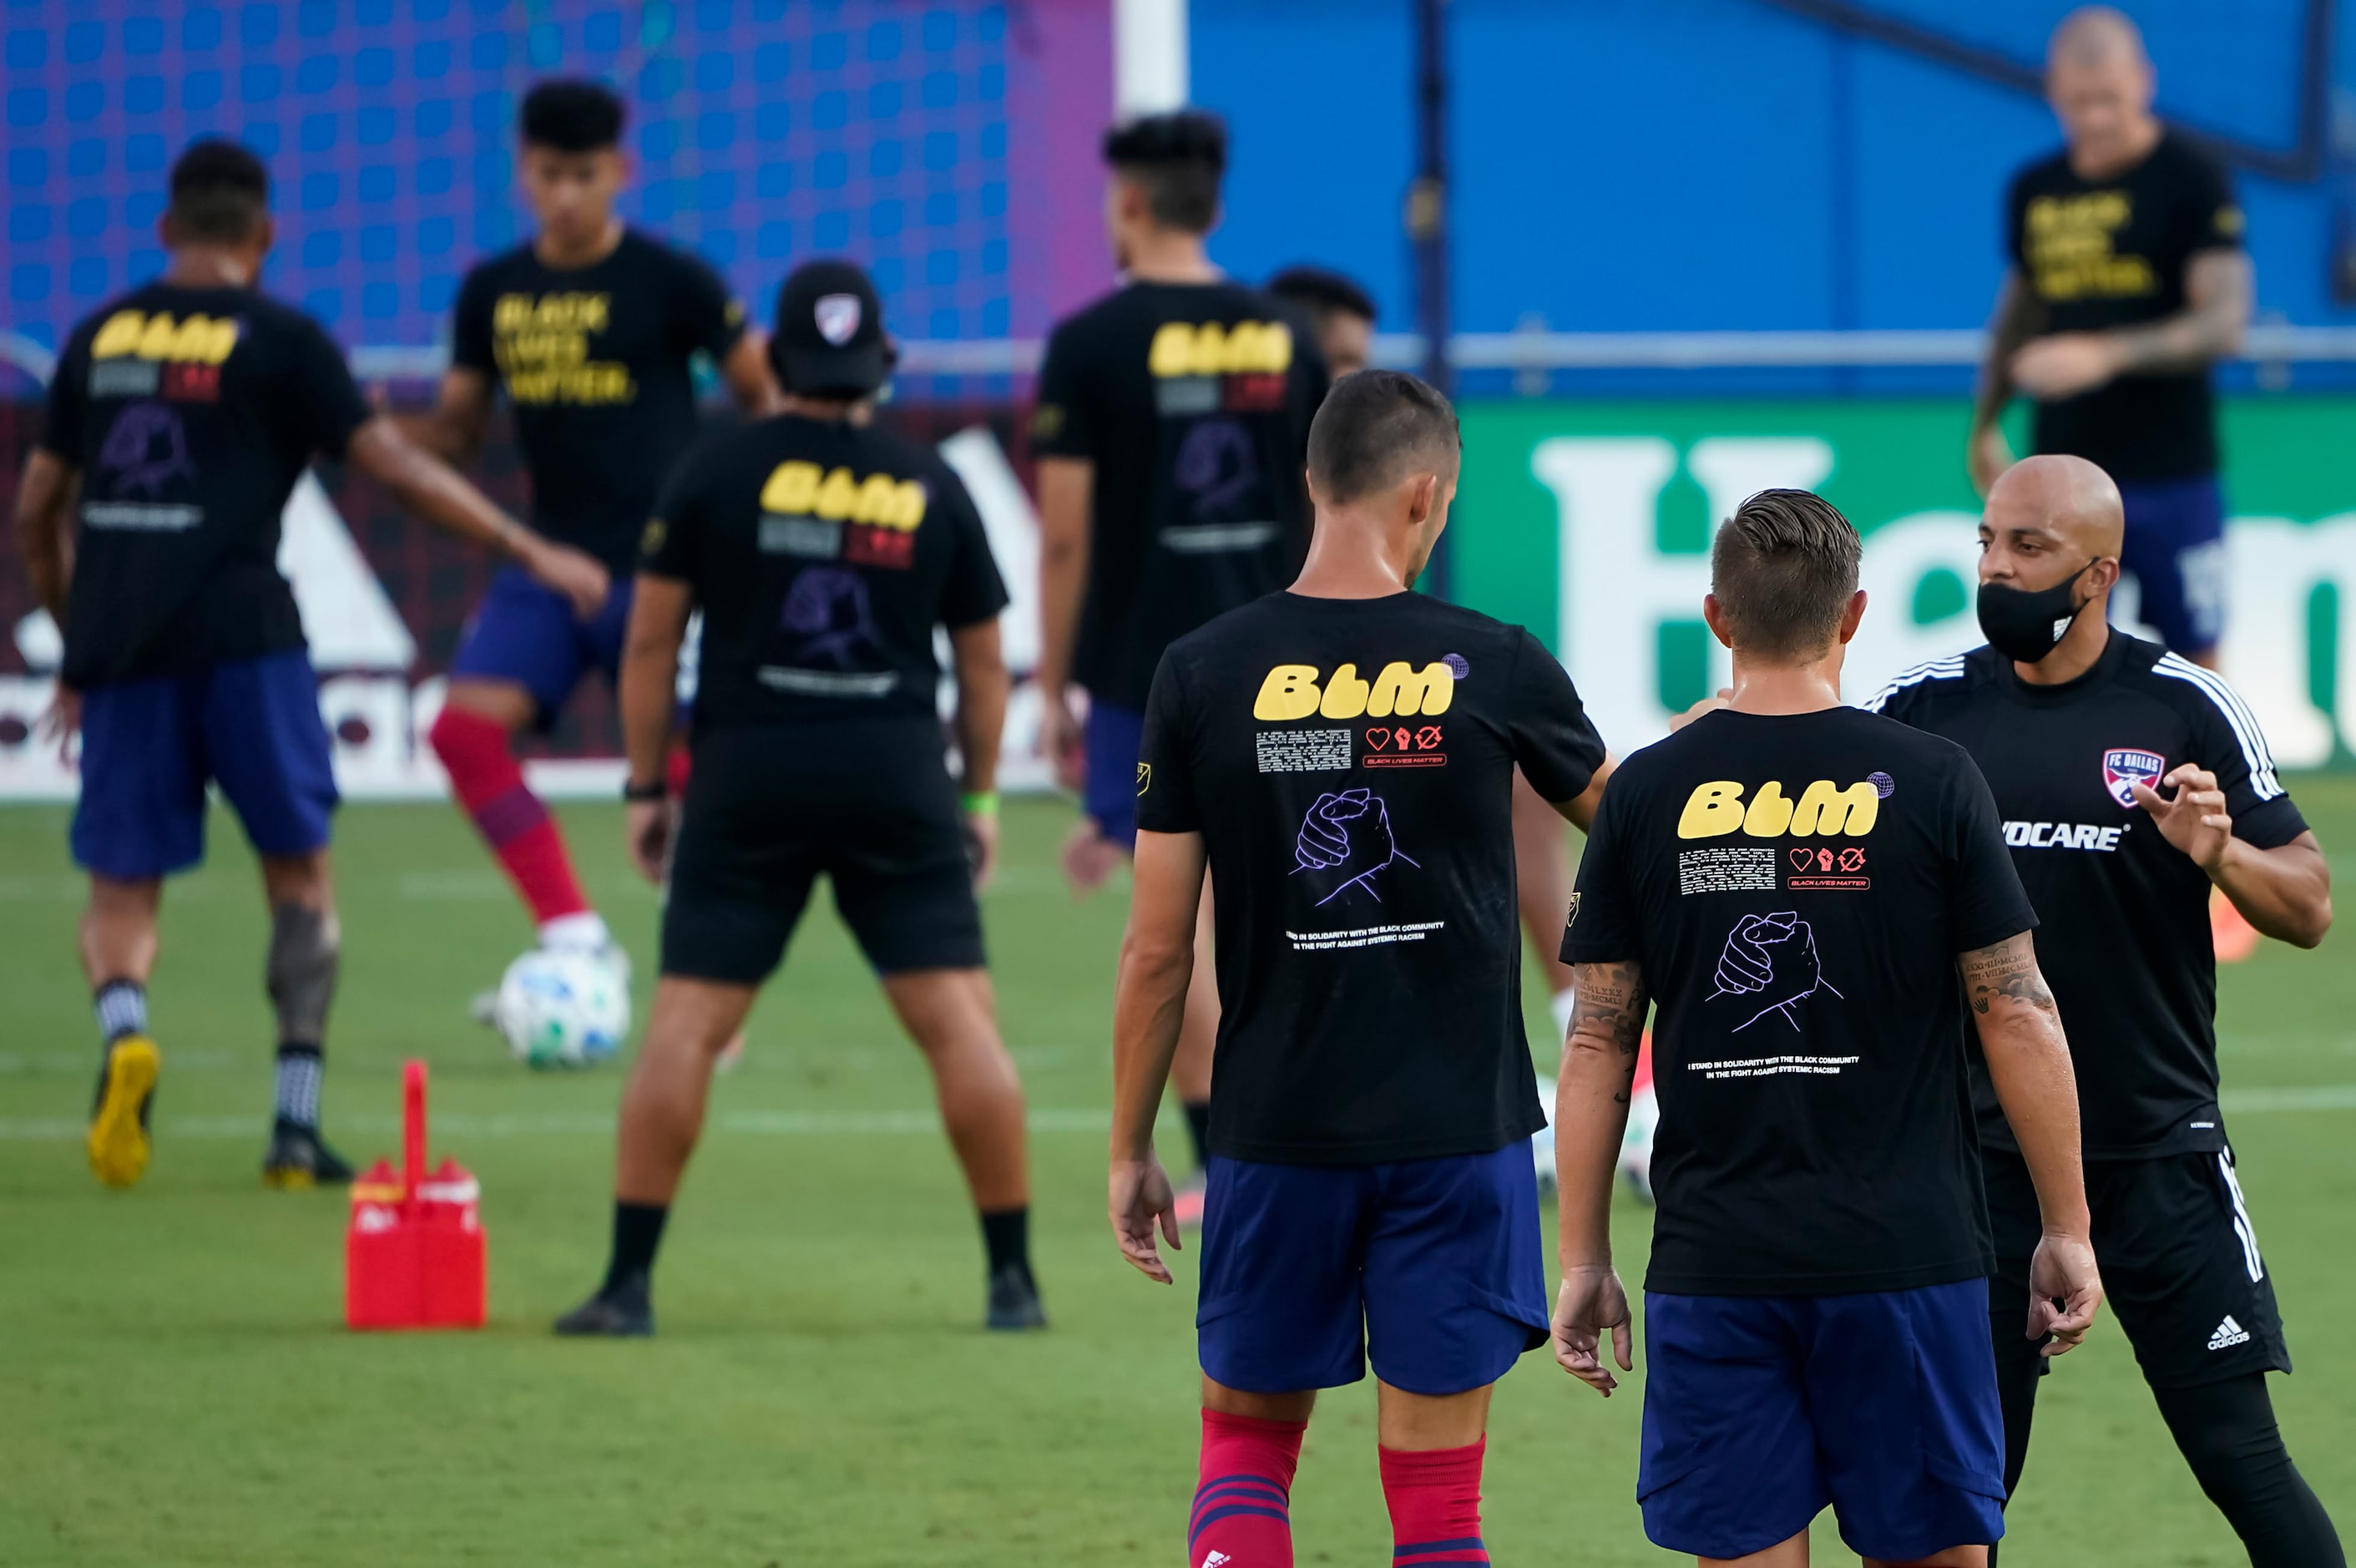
left=1364, top=728, right=1392, bottom=750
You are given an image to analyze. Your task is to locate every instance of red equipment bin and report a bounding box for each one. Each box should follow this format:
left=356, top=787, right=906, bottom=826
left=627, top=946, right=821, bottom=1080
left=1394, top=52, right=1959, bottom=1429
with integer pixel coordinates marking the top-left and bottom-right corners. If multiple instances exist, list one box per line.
left=345, top=1060, right=486, bottom=1330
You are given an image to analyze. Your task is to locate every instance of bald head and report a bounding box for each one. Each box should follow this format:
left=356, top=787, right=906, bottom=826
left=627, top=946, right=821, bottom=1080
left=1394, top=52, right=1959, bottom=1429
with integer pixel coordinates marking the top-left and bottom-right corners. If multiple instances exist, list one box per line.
left=2047, top=7, right=2157, bottom=172
left=2050, top=6, right=2146, bottom=70
left=1989, top=454, right=2124, bottom=558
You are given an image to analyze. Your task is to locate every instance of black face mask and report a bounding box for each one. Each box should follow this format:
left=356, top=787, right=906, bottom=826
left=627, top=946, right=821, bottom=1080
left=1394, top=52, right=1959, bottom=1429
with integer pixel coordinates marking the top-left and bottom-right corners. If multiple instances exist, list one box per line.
left=1977, top=559, right=2097, bottom=664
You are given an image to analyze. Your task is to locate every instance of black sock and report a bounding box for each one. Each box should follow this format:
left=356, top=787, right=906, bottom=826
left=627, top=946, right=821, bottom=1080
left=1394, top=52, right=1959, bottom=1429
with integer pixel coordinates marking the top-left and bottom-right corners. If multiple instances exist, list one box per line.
left=980, top=1206, right=1030, bottom=1277
left=1182, top=1100, right=1213, bottom=1170
left=2154, top=1373, right=2345, bottom=1568
left=275, top=1043, right=323, bottom=1130
left=604, top=1201, right=669, bottom=1294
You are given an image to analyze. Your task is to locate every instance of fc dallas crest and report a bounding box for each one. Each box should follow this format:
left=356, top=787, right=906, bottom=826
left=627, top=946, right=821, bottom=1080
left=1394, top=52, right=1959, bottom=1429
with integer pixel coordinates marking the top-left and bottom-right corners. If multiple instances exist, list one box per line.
left=814, top=292, right=862, bottom=346
left=2102, top=746, right=2166, bottom=809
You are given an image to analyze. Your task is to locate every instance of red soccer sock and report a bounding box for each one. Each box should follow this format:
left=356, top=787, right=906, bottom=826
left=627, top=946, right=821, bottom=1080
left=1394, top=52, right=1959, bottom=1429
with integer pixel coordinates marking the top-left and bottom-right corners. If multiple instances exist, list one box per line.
left=428, top=705, right=590, bottom=925
left=1191, top=1409, right=1304, bottom=1567
left=1380, top=1439, right=1489, bottom=1565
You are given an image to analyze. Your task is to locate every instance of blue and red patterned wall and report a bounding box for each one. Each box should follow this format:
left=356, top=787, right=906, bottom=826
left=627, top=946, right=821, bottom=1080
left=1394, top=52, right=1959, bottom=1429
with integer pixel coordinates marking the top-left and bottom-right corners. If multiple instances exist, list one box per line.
left=3, top=0, right=1114, bottom=367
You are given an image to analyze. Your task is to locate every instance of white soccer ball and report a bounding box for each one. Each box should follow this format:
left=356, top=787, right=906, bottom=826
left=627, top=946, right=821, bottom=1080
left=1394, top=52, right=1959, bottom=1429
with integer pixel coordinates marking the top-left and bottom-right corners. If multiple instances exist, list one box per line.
left=493, top=947, right=629, bottom=1070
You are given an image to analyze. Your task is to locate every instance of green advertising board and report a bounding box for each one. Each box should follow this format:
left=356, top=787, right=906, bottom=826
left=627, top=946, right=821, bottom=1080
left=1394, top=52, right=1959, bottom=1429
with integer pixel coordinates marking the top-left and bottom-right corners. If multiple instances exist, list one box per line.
left=1452, top=397, right=2354, bottom=766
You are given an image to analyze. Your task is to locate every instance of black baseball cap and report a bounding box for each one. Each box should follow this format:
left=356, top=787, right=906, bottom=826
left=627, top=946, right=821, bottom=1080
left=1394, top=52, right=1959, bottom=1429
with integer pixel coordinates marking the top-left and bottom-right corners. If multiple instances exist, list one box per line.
left=771, top=259, right=892, bottom=397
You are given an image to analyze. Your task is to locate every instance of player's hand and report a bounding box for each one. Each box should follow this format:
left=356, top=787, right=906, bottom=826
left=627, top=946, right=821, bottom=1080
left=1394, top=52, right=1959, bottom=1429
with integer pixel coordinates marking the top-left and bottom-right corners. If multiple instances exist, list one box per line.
left=2132, top=763, right=2232, bottom=874
left=2010, top=333, right=2121, bottom=402
left=625, top=797, right=674, bottom=886
left=2026, top=1230, right=2103, bottom=1358
left=1059, top=819, right=1124, bottom=898
left=1551, top=1263, right=1635, bottom=1395
left=963, top=809, right=999, bottom=893
left=1671, top=688, right=1732, bottom=732
left=1109, top=1154, right=1181, bottom=1284
left=521, top=538, right=611, bottom=620
left=39, top=682, right=80, bottom=763
left=1039, top=685, right=1086, bottom=792
left=1967, top=423, right=2015, bottom=498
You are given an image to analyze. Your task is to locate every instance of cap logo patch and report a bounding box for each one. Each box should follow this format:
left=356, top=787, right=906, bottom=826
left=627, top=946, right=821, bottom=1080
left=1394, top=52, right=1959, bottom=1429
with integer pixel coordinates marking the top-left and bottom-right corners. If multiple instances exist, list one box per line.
left=815, top=293, right=862, bottom=346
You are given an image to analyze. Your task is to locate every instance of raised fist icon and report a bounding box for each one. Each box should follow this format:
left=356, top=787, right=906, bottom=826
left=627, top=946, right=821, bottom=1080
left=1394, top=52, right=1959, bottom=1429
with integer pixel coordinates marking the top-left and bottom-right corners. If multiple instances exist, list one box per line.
left=1293, top=787, right=1419, bottom=907
left=1709, top=911, right=1842, bottom=1031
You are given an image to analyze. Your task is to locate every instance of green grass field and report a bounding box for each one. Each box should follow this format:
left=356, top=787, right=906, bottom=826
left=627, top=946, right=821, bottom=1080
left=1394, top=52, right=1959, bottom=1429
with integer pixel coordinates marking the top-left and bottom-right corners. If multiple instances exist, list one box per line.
left=4, top=787, right=2353, bottom=1565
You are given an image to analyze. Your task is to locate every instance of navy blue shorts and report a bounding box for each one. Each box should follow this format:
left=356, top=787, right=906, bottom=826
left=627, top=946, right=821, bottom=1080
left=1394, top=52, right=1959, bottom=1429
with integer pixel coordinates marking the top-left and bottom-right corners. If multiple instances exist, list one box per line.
left=2116, top=473, right=2227, bottom=655
left=449, top=565, right=635, bottom=728
left=73, top=649, right=339, bottom=882
left=1640, top=1281, right=2006, bottom=1561
left=1083, top=699, right=1145, bottom=848
left=1196, top=1142, right=1550, bottom=1397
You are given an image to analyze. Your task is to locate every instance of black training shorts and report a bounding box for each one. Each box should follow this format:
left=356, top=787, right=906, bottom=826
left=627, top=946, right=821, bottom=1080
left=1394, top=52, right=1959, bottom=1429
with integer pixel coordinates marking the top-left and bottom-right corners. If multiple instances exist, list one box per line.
left=1984, top=1142, right=2290, bottom=1391
left=661, top=718, right=985, bottom=984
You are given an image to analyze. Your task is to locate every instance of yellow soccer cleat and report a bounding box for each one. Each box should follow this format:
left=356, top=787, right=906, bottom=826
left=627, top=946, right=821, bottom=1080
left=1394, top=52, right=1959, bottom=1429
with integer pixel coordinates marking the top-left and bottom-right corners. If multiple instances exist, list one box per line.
left=87, top=1034, right=160, bottom=1190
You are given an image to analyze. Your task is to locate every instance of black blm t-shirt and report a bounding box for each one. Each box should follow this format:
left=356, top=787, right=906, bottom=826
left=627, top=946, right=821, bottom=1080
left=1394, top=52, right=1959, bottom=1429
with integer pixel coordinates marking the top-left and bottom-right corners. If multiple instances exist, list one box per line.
left=1135, top=591, right=1605, bottom=1165
left=2007, top=131, right=2242, bottom=481
left=38, top=283, right=372, bottom=687
left=1031, top=281, right=1328, bottom=711
left=1866, top=634, right=2307, bottom=1159
left=1560, top=706, right=2036, bottom=1296
left=642, top=412, right=1008, bottom=734
left=453, top=230, right=746, bottom=570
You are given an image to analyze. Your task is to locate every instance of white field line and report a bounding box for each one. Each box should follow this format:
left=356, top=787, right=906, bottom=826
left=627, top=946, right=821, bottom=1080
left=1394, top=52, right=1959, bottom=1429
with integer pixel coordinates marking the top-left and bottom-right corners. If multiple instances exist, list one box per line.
left=8, top=1088, right=2356, bottom=1143
left=0, top=1106, right=1115, bottom=1141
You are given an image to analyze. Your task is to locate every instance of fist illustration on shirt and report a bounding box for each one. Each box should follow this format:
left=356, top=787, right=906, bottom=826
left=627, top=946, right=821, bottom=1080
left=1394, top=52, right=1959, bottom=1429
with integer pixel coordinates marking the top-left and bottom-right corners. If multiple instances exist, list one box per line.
left=1293, top=788, right=1418, bottom=906
left=1711, top=911, right=1839, bottom=1029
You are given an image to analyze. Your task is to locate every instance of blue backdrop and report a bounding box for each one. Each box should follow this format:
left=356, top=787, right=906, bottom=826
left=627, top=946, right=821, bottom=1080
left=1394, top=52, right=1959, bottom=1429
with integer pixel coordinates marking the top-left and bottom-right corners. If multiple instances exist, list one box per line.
left=1196, top=0, right=2356, bottom=336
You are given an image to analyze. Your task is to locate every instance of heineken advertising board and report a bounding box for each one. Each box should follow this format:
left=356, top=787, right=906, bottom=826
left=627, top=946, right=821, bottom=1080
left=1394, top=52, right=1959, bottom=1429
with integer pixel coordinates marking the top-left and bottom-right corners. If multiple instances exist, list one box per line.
left=1452, top=398, right=2356, bottom=766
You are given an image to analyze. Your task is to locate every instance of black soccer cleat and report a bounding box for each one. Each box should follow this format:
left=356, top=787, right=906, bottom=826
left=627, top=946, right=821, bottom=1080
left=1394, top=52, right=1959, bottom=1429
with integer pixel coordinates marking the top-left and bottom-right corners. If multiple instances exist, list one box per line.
left=554, top=1273, right=655, bottom=1338
left=262, top=1119, right=355, bottom=1189
left=985, top=1263, right=1048, bottom=1333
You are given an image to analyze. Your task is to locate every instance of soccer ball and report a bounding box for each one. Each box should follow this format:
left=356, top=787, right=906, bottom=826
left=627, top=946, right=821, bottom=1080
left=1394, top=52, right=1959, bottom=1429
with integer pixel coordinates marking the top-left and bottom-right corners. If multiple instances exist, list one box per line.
left=493, top=947, right=629, bottom=1070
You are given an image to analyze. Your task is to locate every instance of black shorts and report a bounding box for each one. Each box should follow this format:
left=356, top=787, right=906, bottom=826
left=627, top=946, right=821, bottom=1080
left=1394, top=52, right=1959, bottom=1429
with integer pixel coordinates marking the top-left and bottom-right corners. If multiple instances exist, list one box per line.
left=1984, top=1143, right=2289, bottom=1392
left=660, top=720, right=984, bottom=984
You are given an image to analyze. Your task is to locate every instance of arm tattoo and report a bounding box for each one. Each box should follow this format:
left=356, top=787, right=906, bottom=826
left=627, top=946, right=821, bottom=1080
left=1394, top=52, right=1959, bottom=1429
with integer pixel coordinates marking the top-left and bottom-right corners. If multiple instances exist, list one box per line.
left=1568, top=961, right=1649, bottom=1102
left=2109, top=251, right=2250, bottom=373
left=1957, top=933, right=2057, bottom=1018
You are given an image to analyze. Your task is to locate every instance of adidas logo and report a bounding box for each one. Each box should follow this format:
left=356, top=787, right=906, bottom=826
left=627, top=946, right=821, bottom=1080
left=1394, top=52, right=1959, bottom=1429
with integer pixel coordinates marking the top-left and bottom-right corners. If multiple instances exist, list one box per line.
left=1201, top=1553, right=1233, bottom=1568
left=2208, top=1315, right=2252, bottom=1350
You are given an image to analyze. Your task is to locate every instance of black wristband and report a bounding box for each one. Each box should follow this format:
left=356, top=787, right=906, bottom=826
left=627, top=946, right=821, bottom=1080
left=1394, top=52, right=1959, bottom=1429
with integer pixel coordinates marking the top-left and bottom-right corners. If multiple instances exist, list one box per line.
left=621, top=776, right=668, bottom=803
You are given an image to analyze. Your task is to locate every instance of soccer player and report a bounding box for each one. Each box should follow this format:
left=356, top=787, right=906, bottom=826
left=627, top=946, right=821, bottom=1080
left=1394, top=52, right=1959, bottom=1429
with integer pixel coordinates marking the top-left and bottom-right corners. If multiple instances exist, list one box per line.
left=13, top=140, right=607, bottom=1190
left=1266, top=260, right=1644, bottom=1186
left=1110, top=371, right=1607, bottom=1566
left=1968, top=7, right=2249, bottom=668
left=1551, top=489, right=2103, bottom=1566
left=400, top=78, right=776, bottom=1009
left=1034, top=110, right=1327, bottom=1216
left=1266, top=265, right=1376, bottom=377
left=554, top=260, right=1042, bottom=1336
left=1867, top=455, right=2341, bottom=1568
